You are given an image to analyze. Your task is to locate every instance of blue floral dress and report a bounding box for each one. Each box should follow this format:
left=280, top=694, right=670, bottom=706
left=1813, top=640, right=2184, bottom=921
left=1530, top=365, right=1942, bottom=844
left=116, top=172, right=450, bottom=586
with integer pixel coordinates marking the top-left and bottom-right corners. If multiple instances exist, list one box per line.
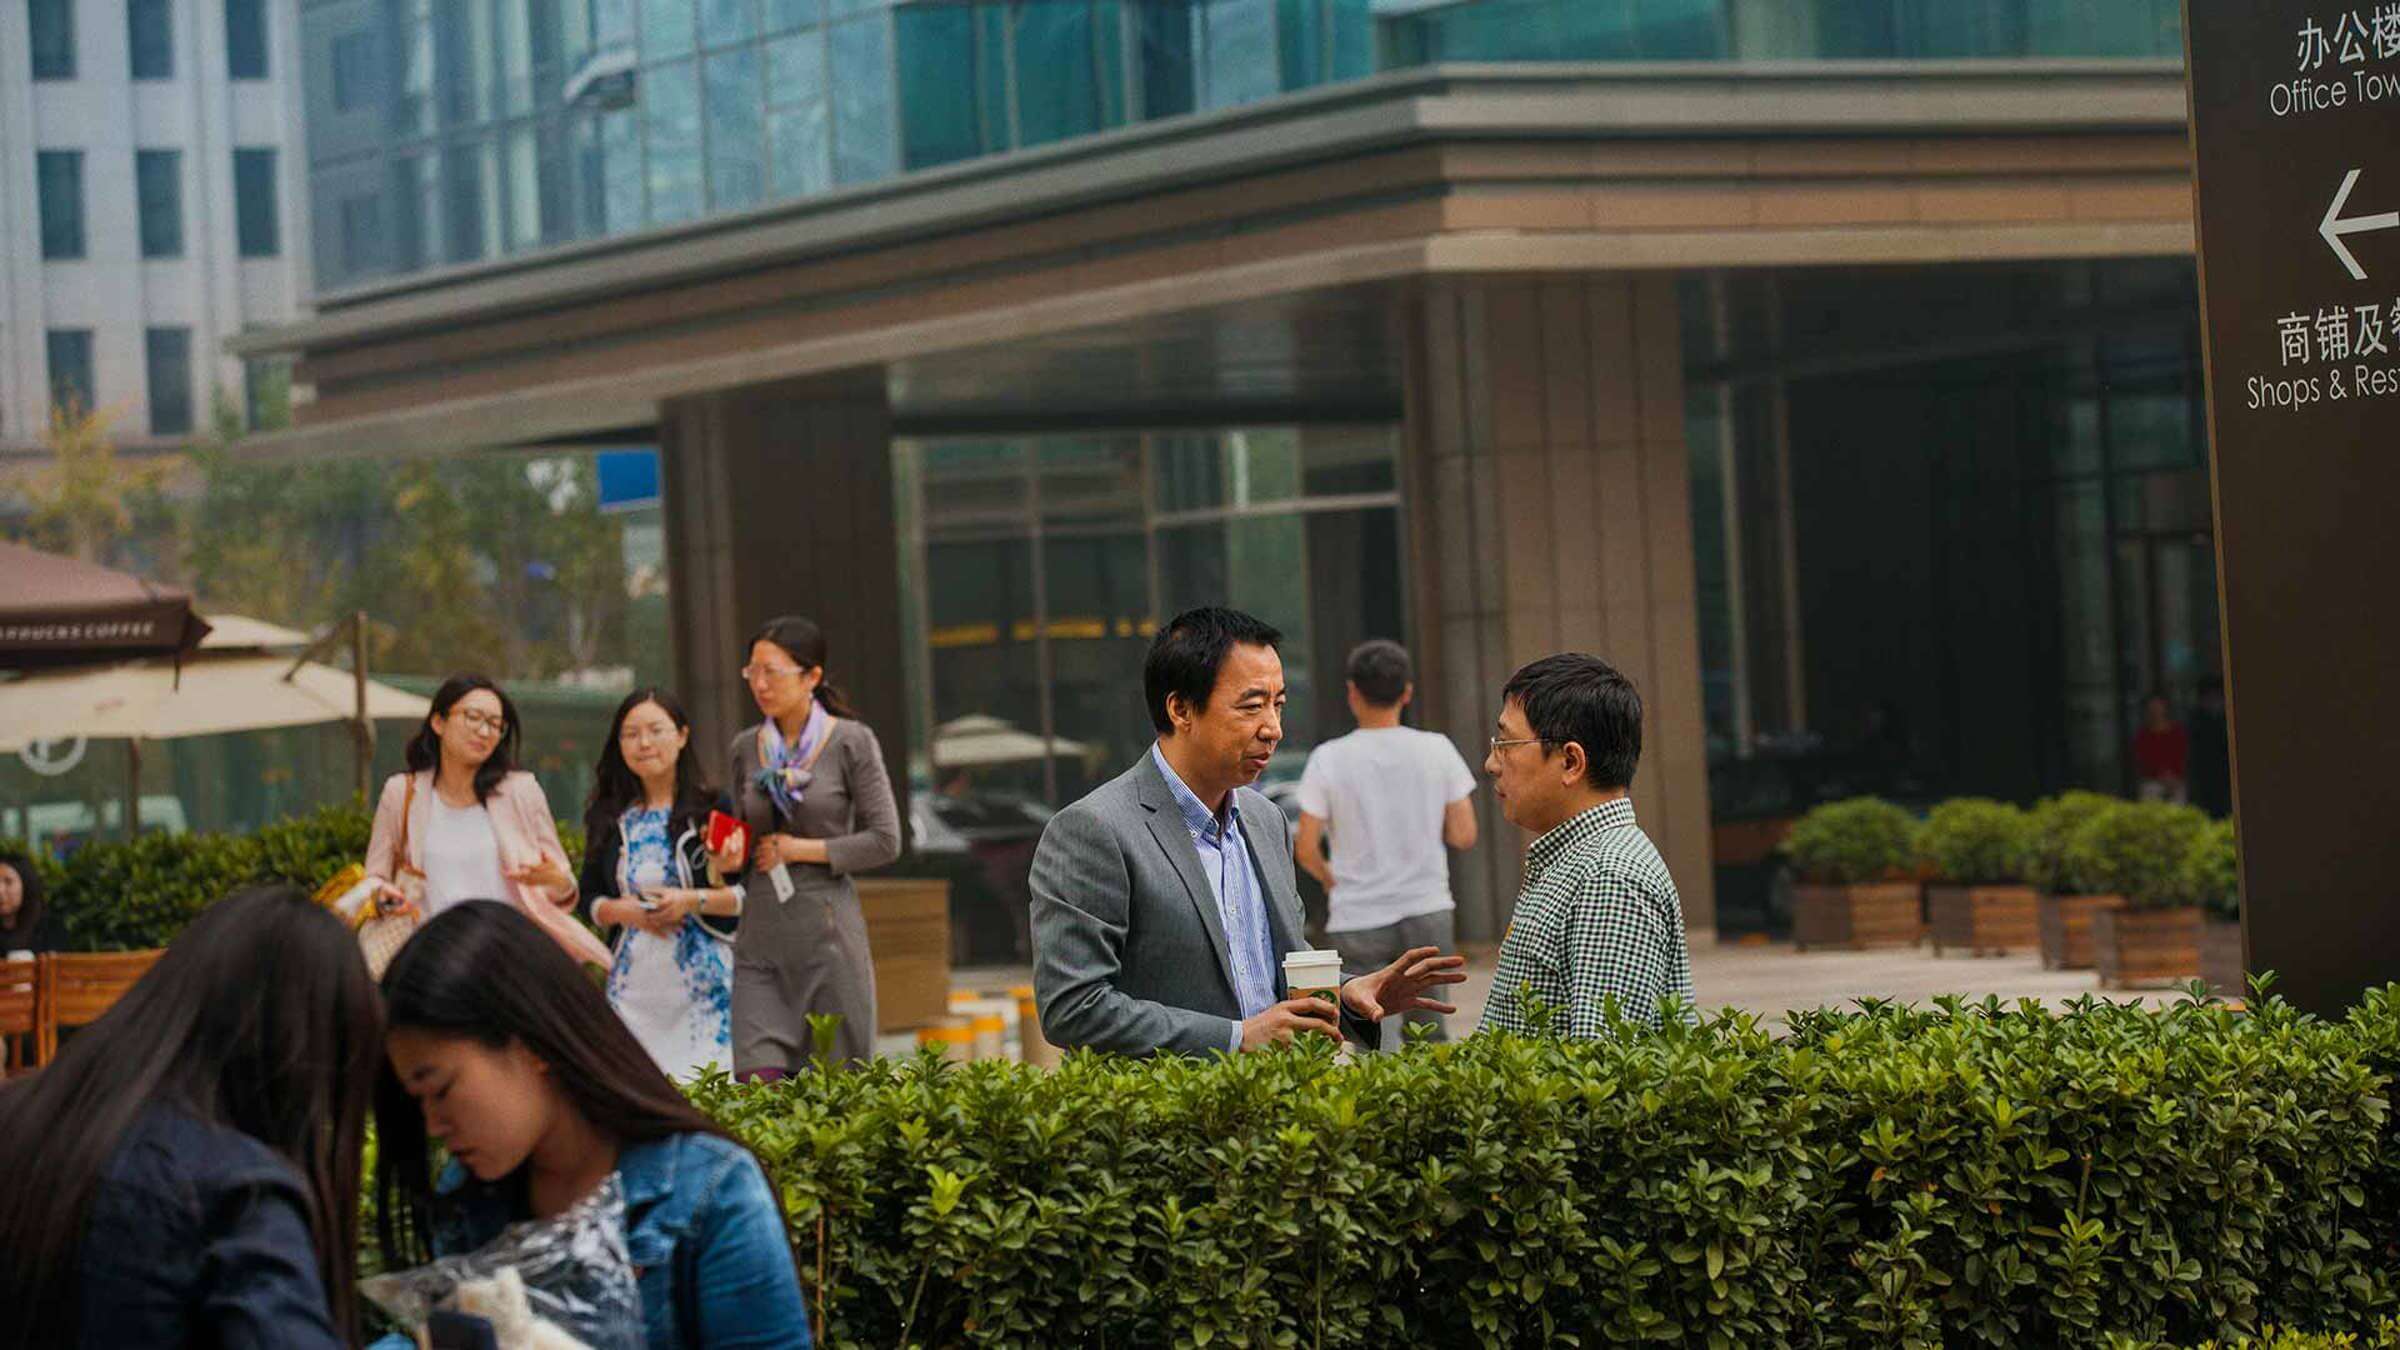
left=603, top=807, right=733, bottom=1082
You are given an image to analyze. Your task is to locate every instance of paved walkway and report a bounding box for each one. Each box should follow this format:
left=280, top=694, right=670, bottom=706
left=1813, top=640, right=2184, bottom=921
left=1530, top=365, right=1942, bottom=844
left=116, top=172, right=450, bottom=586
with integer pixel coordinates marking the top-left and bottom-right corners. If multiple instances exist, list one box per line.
left=934, top=936, right=2195, bottom=1050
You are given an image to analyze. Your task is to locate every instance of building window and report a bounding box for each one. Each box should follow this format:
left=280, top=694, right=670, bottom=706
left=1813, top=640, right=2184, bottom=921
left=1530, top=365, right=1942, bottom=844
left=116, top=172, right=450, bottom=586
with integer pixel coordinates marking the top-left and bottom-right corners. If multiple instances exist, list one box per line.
left=145, top=328, right=195, bottom=437
left=332, top=31, right=379, bottom=111
left=130, top=0, right=174, bottom=78
left=233, top=148, right=280, bottom=256
left=226, top=0, right=268, bottom=78
left=243, top=355, right=293, bottom=431
left=46, top=330, right=96, bottom=415
left=37, top=151, right=85, bottom=259
left=339, top=193, right=386, bottom=275
left=136, top=149, right=184, bottom=258
left=30, top=0, right=75, bottom=78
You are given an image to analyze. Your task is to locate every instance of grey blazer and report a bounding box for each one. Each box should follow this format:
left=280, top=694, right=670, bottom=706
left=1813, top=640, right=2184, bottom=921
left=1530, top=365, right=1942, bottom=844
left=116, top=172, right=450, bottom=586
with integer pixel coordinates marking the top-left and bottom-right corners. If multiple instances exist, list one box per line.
left=1030, top=750, right=1371, bottom=1057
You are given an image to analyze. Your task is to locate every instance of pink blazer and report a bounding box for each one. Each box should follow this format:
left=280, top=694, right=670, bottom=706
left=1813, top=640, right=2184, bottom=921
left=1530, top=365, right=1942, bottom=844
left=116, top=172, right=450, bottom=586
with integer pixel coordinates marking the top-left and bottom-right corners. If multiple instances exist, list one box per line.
left=366, top=769, right=614, bottom=969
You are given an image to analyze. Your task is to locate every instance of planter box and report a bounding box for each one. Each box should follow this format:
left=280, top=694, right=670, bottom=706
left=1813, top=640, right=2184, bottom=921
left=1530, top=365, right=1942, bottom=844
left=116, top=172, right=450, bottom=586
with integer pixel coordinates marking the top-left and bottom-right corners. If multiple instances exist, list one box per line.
left=1792, top=882, right=1923, bottom=952
left=1927, top=885, right=2039, bottom=957
left=858, top=877, right=951, bottom=1033
left=2094, top=907, right=2203, bottom=990
left=2202, top=917, right=2247, bottom=999
left=2038, top=893, right=2126, bottom=970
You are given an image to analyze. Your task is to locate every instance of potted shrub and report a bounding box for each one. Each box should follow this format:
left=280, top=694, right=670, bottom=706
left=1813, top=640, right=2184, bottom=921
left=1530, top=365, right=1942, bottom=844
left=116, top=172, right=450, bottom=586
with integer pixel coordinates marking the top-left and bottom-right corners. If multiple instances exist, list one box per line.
left=2075, top=801, right=2211, bottom=989
left=1782, top=797, right=1921, bottom=951
left=2030, top=790, right=2124, bottom=970
left=2183, top=820, right=2244, bottom=997
left=1917, top=798, right=2040, bottom=957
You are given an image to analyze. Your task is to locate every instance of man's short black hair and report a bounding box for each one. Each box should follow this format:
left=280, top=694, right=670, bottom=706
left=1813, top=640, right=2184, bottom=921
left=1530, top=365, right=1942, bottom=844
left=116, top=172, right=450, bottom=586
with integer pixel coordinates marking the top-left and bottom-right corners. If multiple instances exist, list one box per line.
left=1501, top=653, right=1642, bottom=790
left=1145, top=607, right=1283, bottom=734
left=1345, top=639, right=1412, bottom=708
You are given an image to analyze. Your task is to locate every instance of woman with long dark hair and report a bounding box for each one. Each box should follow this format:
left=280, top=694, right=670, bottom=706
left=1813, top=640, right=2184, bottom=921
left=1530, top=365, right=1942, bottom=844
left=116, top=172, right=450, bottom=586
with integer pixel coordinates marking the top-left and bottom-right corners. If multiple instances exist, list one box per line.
left=0, top=885, right=384, bottom=1347
left=0, top=849, right=58, bottom=955
left=365, top=672, right=611, bottom=969
left=582, top=688, right=745, bottom=1081
left=376, top=901, right=812, bottom=1348
left=728, top=616, right=901, bottom=1075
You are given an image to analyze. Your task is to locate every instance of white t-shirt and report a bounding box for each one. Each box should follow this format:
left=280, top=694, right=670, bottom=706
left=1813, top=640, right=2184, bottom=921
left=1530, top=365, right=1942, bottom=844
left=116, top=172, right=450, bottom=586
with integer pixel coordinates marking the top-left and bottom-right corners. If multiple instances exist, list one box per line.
left=420, top=795, right=514, bottom=917
left=1296, top=726, right=1478, bottom=932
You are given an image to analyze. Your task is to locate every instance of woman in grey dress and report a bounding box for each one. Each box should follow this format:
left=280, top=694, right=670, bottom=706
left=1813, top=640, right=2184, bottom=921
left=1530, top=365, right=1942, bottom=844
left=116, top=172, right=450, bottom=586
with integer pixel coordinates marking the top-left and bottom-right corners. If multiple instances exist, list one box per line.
left=730, top=615, right=902, bottom=1076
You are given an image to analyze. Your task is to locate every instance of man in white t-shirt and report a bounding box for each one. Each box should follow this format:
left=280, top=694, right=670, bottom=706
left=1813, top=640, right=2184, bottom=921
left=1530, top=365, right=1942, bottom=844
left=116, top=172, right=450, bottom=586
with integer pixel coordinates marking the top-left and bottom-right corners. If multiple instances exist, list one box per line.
left=1295, top=640, right=1479, bottom=1044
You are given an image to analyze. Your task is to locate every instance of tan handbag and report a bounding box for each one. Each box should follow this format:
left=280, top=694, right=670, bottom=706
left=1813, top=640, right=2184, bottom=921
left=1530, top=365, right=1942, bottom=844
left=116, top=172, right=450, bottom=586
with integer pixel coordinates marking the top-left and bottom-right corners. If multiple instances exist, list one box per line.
left=353, top=775, right=427, bottom=979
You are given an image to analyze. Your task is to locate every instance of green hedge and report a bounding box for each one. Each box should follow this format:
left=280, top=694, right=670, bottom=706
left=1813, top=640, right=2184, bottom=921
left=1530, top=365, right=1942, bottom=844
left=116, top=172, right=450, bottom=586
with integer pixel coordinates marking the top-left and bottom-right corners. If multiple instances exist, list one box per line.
left=32, top=805, right=588, bottom=951
left=2114, top=1326, right=2400, bottom=1349
left=35, top=805, right=369, bottom=949
left=688, top=990, right=2400, bottom=1348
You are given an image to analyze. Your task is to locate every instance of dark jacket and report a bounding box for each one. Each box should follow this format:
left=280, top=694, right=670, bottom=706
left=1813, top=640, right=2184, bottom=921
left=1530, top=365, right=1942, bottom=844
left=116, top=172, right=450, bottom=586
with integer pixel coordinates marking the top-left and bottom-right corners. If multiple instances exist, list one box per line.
left=75, top=1104, right=341, bottom=1348
left=0, top=908, right=60, bottom=955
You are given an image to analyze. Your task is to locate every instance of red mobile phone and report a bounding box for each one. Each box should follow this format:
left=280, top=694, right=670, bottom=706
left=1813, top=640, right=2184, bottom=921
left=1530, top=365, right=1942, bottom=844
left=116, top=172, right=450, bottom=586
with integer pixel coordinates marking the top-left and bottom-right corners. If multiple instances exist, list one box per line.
left=706, top=810, right=748, bottom=855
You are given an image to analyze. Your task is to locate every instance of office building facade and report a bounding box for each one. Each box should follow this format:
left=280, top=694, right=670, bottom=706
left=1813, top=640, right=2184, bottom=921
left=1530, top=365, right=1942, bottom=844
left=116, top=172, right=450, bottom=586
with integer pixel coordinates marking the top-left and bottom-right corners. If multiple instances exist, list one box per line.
left=3, top=0, right=309, bottom=449
left=257, top=0, right=2216, bottom=939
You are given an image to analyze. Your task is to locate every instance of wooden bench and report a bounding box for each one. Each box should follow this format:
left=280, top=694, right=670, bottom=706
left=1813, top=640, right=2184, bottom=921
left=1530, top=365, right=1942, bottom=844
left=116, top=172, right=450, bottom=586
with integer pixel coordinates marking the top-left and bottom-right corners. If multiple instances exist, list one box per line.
left=37, top=949, right=165, bottom=1064
left=0, top=957, right=36, bottom=1077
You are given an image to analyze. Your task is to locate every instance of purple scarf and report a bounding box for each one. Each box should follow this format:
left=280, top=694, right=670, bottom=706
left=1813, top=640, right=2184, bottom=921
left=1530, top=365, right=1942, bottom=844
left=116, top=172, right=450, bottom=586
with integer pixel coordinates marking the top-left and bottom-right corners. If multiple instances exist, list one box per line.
left=757, top=701, right=831, bottom=821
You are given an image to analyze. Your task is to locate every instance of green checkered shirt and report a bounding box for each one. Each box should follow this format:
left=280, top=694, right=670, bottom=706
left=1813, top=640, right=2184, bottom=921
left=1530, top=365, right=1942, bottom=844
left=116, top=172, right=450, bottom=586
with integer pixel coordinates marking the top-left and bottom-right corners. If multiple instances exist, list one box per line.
left=1477, top=798, right=1695, bottom=1036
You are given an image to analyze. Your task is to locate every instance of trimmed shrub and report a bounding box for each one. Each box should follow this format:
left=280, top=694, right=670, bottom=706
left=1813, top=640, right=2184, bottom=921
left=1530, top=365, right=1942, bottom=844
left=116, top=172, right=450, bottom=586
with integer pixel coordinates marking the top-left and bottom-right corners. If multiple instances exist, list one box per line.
left=2182, top=820, right=2241, bottom=921
left=2110, top=1326, right=2400, bottom=1349
left=48, top=827, right=272, bottom=951
left=2030, top=791, right=2123, bottom=894
left=1916, top=798, right=2037, bottom=886
left=2063, top=802, right=2211, bottom=908
left=692, top=991, right=2399, bottom=1348
left=1782, top=797, right=1918, bottom=885
left=38, top=805, right=586, bottom=950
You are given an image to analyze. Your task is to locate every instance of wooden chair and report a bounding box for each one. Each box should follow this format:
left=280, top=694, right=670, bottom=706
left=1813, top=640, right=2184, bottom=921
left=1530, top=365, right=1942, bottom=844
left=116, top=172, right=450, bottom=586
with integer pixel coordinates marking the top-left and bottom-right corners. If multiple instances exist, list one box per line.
left=0, top=957, right=37, bottom=1077
left=37, top=950, right=165, bottom=1064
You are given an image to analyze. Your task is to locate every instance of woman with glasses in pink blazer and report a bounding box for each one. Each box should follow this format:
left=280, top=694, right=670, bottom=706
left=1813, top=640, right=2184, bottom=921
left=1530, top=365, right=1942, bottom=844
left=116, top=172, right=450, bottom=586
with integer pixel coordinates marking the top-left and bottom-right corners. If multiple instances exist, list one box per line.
left=363, top=673, right=612, bottom=970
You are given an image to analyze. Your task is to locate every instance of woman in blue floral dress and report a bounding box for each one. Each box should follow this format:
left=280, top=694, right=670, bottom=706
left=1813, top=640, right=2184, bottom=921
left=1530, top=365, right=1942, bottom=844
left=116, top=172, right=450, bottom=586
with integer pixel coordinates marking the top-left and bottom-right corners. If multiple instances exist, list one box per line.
left=579, top=689, right=745, bottom=1082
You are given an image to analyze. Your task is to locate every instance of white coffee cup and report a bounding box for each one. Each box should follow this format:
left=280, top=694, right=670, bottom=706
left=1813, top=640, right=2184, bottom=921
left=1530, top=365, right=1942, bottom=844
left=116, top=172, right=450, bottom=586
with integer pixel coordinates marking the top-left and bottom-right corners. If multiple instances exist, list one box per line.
left=1282, top=949, right=1343, bottom=1003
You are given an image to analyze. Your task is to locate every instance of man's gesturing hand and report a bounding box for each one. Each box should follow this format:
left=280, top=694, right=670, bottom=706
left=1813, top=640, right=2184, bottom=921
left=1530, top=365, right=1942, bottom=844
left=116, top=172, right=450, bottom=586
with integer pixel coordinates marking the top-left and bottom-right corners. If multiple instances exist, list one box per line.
left=1339, top=945, right=1468, bottom=1022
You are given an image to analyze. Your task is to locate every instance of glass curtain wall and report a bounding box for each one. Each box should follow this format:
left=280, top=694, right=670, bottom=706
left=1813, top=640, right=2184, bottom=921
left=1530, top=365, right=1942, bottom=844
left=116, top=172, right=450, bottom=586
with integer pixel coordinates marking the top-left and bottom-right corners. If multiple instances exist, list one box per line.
left=896, top=424, right=1402, bottom=962
left=1379, top=0, right=2183, bottom=61
left=305, top=0, right=2181, bottom=290
left=1682, top=261, right=2217, bottom=932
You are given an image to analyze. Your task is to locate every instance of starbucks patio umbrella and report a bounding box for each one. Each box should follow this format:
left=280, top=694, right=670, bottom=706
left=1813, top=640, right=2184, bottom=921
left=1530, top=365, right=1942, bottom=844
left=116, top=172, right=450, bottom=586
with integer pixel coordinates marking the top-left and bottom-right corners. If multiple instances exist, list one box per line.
left=0, top=611, right=424, bottom=835
left=0, top=540, right=211, bottom=671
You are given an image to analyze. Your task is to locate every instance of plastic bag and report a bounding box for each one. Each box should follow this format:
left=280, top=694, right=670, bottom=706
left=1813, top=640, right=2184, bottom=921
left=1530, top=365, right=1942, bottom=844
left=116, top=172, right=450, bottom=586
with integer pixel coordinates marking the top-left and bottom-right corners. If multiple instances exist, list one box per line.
left=362, top=1173, right=645, bottom=1350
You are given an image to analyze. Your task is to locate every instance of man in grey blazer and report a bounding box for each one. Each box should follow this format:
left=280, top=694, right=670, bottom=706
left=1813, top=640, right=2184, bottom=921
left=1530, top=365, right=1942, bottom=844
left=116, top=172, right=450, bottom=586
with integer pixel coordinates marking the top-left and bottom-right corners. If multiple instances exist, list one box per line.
left=1031, top=607, right=1467, bottom=1057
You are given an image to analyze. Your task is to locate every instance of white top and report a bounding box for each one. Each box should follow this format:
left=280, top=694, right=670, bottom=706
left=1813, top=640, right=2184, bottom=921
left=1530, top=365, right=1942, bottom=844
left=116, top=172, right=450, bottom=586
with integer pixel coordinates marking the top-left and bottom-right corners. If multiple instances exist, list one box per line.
left=1296, top=726, right=1477, bottom=932
left=420, top=795, right=514, bottom=917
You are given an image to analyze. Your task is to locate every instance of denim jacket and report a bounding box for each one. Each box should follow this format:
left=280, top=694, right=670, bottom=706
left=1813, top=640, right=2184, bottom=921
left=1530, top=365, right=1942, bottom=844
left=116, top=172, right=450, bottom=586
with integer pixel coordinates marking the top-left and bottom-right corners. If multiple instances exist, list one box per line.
left=77, top=1104, right=343, bottom=1348
left=429, top=1132, right=812, bottom=1350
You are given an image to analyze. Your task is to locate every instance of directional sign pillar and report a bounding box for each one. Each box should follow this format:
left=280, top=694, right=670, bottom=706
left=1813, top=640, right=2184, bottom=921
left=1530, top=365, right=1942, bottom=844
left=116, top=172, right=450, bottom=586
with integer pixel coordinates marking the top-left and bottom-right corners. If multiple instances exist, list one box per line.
left=2184, top=2, right=2400, bottom=1014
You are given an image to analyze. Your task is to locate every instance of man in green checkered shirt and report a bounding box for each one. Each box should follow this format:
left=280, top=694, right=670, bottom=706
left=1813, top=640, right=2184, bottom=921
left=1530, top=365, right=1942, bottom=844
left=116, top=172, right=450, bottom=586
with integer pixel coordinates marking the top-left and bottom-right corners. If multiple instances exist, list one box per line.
left=1476, top=653, right=1695, bottom=1036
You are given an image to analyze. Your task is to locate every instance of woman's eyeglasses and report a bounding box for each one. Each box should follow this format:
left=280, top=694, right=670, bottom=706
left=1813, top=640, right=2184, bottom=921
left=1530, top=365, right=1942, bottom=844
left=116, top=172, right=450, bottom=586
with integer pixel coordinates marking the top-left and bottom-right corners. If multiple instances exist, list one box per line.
left=448, top=709, right=507, bottom=733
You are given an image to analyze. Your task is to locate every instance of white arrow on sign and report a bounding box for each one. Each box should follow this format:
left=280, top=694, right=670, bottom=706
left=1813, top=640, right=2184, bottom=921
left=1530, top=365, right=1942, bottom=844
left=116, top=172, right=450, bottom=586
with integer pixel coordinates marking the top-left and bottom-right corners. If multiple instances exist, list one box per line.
left=2321, top=168, right=2400, bottom=281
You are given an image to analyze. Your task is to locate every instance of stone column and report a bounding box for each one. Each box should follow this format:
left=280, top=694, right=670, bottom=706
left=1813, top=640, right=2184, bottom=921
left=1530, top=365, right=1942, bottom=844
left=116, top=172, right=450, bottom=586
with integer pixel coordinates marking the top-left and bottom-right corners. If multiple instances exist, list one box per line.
left=1402, top=275, right=1714, bottom=942
left=661, top=371, right=910, bottom=831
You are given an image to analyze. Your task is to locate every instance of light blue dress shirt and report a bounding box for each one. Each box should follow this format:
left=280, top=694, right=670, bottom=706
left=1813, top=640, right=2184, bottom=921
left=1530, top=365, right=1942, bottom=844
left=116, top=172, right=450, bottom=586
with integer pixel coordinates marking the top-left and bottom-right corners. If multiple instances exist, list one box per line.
left=1151, top=744, right=1281, bottom=1052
